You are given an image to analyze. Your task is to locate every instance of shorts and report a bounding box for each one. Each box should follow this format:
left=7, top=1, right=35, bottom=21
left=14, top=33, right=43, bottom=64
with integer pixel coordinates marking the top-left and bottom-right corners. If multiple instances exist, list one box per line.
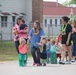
left=62, top=35, right=71, bottom=46
left=40, top=53, right=47, bottom=59
left=57, top=53, right=61, bottom=58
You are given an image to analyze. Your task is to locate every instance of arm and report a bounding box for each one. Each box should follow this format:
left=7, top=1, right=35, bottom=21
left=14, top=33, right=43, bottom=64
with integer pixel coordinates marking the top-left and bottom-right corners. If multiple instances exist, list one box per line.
left=12, top=27, right=17, bottom=34
left=73, top=27, right=76, bottom=32
left=40, top=29, right=44, bottom=43
left=29, top=28, right=33, bottom=40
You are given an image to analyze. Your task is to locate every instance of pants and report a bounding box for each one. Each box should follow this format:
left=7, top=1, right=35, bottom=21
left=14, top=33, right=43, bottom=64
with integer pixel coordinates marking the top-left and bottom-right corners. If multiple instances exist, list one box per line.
left=18, top=53, right=27, bottom=66
left=72, top=44, right=76, bottom=56
left=51, top=52, right=57, bottom=64
left=47, top=50, right=51, bottom=58
left=31, top=46, right=40, bottom=64
left=15, top=41, right=20, bottom=53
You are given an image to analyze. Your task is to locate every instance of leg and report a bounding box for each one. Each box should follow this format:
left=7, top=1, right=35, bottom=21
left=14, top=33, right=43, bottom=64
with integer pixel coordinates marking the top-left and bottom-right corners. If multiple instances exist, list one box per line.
left=43, top=59, right=46, bottom=66
left=36, top=48, right=40, bottom=64
left=61, top=44, right=66, bottom=61
left=15, top=41, right=20, bottom=53
left=31, top=47, right=37, bottom=63
left=67, top=45, right=72, bottom=61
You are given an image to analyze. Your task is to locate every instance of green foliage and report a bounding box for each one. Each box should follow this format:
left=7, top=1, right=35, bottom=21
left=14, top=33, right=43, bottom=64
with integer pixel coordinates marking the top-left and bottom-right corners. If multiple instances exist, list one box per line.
left=62, top=1, right=70, bottom=6
left=69, top=0, right=76, bottom=4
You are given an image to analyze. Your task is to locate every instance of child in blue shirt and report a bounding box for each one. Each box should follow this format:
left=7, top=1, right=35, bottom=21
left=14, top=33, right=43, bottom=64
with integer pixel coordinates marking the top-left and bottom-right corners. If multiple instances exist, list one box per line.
left=46, top=39, right=51, bottom=63
left=50, top=39, right=57, bottom=64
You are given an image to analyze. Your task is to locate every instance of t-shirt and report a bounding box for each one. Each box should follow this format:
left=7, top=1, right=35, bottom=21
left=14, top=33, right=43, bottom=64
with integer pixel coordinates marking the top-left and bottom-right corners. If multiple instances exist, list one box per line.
left=72, top=32, right=76, bottom=44
left=62, top=24, right=72, bottom=42
left=46, top=42, right=51, bottom=51
left=18, top=24, right=28, bottom=39
left=42, top=44, right=46, bottom=53
left=18, top=44, right=27, bottom=54
left=50, top=45, right=56, bottom=52
left=29, top=28, right=44, bottom=48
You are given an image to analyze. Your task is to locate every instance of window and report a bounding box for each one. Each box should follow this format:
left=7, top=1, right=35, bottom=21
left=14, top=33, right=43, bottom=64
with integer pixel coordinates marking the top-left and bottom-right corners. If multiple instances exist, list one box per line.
left=50, top=19, right=52, bottom=26
left=60, top=19, right=62, bottom=25
left=12, top=16, right=16, bottom=26
left=45, top=19, right=47, bottom=27
left=55, top=19, right=57, bottom=26
left=1, top=16, right=8, bottom=27
left=55, top=19, right=57, bottom=25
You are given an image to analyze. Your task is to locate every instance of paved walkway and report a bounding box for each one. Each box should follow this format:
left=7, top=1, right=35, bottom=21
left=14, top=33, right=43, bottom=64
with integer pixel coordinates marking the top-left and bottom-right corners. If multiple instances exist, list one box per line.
left=0, top=60, right=76, bottom=75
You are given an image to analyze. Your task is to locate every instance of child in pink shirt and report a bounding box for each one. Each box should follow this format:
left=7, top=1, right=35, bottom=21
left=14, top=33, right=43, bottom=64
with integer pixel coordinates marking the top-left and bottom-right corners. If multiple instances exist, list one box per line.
left=18, top=38, right=28, bottom=67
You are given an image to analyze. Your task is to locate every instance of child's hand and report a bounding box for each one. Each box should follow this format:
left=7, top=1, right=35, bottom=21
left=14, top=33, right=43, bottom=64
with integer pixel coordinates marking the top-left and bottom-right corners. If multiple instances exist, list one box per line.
left=36, top=43, right=42, bottom=45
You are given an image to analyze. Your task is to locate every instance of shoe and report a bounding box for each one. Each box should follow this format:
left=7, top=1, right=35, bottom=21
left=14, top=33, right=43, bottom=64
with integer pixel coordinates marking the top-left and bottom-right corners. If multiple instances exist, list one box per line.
left=37, top=63, right=42, bottom=66
left=43, top=63, right=46, bottom=66
left=71, top=59, right=75, bottom=62
left=59, top=61, right=65, bottom=65
left=66, top=60, right=71, bottom=64
left=33, top=63, right=37, bottom=66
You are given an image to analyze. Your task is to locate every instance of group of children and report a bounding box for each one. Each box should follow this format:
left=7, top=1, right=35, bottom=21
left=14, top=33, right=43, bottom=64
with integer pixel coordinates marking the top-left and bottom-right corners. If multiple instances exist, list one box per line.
left=17, top=37, right=62, bottom=67
left=36, top=37, right=62, bottom=66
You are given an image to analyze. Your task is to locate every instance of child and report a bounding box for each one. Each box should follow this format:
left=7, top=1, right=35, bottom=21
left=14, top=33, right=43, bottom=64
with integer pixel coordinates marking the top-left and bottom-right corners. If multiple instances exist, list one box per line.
left=46, top=39, right=51, bottom=63
left=50, top=39, right=57, bottom=64
left=56, top=35, right=62, bottom=63
left=18, top=38, right=28, bottom=67
left=19, top=20, right=28, bottom=30
left=56, top=42, right=62, bottom=63
left=37, top=38, right=47, bottom=66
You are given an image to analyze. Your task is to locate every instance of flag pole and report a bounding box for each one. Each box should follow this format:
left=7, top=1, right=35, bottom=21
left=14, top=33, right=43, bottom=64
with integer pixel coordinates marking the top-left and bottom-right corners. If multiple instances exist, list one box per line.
left=56, top=0, right=58, bottom=7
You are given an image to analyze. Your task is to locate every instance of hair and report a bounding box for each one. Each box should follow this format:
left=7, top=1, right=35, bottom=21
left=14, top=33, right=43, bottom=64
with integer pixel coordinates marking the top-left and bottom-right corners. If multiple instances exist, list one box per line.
left=51, top=39, right=55, bottom=45
left=16, top=17, right=22, bottom=25
left=19, top=38, right=26, bottom=44
left=21, top=19, right=25, bottom=24
left=47, top=39, right=50, bottom=41
left=34, top=20, right=42, bottom=31
left=62, top=16, right=69, bottom=23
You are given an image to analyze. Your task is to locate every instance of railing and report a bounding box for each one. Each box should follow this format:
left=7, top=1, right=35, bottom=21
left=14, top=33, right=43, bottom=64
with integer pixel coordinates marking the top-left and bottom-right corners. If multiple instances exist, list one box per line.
left=0, top=21, right=62, bottom=41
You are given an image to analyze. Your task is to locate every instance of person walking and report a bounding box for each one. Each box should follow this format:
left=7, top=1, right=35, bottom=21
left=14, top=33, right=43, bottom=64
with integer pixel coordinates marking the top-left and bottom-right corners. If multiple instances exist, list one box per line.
left=29, top=21, right=44, bottom=66
left=59, top=16, right=72, bottom=64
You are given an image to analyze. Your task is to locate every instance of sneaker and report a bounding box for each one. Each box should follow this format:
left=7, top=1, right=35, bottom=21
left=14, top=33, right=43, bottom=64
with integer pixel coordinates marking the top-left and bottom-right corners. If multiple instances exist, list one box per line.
left=59, top=61, right=65, bottom=65
left=66, top=60, right=71, bottom=64
left=71, top=59, right=75, bottom=62
left=37, top=64, right=42, bottom=66
left=43, top=63, right=46, bottom=66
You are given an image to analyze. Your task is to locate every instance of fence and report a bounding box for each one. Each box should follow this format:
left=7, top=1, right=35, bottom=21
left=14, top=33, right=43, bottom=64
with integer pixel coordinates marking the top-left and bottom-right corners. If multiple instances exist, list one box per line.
left=0, top=21, right=62, bottom=41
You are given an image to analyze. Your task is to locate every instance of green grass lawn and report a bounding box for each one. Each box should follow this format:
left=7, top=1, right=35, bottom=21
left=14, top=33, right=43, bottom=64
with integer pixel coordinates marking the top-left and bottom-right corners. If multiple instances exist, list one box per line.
left=0, top=41, right=31, bottom=62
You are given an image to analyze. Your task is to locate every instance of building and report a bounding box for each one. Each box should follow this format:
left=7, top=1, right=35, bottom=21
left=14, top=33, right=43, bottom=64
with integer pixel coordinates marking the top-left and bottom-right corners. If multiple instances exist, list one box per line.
left=0, top=0, right=43, bottom=40
left=43, top=2, right=76, bottom=37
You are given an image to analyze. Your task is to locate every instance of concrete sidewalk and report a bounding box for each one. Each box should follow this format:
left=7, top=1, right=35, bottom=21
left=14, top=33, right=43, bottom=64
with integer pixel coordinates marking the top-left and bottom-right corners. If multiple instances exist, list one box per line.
left=0, top=60, right=76, bottom=75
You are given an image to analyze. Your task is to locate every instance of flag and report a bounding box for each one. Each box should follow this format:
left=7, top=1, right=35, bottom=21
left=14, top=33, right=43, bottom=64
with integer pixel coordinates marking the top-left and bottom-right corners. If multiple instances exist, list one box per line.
left=69, top=8, right=74, bottom=23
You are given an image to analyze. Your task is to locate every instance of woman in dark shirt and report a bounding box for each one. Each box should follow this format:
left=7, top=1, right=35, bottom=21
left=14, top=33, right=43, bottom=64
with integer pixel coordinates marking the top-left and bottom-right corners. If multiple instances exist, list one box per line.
left=59, top=16, right=72, bottom=64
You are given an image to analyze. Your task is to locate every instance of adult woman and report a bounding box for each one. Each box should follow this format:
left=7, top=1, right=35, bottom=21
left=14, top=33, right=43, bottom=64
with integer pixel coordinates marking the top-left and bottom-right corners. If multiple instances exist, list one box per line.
left=72, top=21, right=76, bottom=61
left=13, top=18, right=28, bottom=54
left=29, top=21, right=44, bottom=66
left=12, top=17, right=22, bottom=53
left=59, top=16, right=72, bottom=64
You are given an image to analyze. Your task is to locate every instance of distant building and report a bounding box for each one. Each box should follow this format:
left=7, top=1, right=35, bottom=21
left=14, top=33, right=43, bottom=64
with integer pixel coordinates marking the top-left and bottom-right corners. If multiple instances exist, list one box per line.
left=0, top=0, right=43, bottom=40
left=43, top=2, right=76, bottom=36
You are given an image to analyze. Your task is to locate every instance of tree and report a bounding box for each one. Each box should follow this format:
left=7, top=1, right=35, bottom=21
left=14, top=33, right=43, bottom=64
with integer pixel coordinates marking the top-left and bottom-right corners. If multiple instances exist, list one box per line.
left=62, top=1, right=70, bottom=6
left=69, top=0, right=76, bottom=4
